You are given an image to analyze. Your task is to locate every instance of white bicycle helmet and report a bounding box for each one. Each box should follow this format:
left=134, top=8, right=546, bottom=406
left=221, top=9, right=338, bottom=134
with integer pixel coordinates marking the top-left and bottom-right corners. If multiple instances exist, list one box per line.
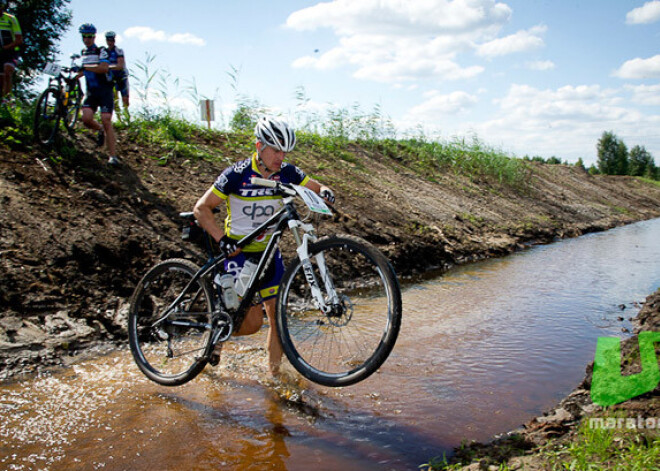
left=254, top=117, right=296, bottom=152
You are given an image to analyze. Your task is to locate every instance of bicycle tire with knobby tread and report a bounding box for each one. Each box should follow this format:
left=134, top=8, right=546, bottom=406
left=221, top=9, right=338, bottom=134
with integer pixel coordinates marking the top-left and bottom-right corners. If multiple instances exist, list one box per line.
left=33, top=87, right=60, bottom=146
left=128, top=258, right=214, bottom=386
left=277, top=235, right=402, bottom=387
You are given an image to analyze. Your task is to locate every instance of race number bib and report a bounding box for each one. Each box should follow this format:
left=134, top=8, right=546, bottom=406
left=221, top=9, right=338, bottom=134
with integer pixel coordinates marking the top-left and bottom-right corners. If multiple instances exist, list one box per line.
left=43, top=62, right=62, bottom=76
left=292, top=185, right=332, bottom=215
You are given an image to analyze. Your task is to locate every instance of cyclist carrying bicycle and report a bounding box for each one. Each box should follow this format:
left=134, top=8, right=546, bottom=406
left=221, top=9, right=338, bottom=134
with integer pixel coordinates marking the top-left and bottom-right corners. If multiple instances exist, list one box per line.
left=0, top=0, right=23, bottom=101
left=193, top=117, right=335, bottom=376
left=76, top=23, right=120, bottom=166
left=104, top=31, right=129, bottom=111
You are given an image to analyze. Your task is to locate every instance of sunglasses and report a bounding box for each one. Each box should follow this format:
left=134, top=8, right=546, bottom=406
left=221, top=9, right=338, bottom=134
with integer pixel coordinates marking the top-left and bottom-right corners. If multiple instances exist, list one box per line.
left=82, top=34, right=94, bottom=38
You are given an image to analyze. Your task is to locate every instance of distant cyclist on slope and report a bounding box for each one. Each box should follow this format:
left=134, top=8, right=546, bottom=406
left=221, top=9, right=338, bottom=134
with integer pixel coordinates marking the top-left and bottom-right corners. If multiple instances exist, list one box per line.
left=76, top=23, right=120, bottom=166
left=104, top=31, right=129, bottom=115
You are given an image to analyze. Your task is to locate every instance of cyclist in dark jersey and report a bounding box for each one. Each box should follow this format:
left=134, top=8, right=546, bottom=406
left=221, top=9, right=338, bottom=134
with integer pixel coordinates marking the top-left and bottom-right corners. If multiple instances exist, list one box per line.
left=0, top=0, right=23, bottom=101
left=77, top=23, right=120, bottom=166
left=105, top=31, right=129, bottom=111
left=194, top=117, right=335, bottom=376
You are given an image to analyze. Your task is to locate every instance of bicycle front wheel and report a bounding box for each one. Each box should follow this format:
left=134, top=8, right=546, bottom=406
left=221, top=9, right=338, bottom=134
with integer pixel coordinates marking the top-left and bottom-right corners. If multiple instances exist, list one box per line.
left=277, top=235, right=402, bottom=387
left=33, top=87, right=60, bottom=145
left=128, top=259, right=214, bottom=386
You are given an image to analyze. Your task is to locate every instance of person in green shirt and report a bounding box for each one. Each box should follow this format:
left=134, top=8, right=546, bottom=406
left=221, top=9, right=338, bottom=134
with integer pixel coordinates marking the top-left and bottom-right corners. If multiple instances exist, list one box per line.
left=0, top=0, right=23, bottom=100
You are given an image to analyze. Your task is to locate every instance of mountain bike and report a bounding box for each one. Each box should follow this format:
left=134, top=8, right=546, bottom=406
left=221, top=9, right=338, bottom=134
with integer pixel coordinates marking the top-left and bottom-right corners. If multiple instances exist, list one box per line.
left=128, top=178, right=402, bottom=387
left=33, top=54, right=84, bottom=146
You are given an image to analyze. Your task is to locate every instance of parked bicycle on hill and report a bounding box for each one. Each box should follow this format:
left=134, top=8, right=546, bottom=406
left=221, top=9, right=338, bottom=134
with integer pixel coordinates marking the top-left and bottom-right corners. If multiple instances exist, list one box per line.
left=33, top=53, right=83, bottom=145
left=128, top=176, right=402, bottom=388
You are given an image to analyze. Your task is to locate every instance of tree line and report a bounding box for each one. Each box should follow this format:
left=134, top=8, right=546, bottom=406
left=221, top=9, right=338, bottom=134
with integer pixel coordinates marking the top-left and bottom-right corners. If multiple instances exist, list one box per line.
left=595, top=131, right=658, bottom=180
left=522, top=132, right=658, bottom=181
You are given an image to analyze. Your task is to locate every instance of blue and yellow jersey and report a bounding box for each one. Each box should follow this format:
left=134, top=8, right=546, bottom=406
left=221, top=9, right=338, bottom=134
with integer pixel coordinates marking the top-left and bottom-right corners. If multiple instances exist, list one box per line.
left=106, top=46, right=127, bottom=80
left=212, top=154, right=309, bottom=252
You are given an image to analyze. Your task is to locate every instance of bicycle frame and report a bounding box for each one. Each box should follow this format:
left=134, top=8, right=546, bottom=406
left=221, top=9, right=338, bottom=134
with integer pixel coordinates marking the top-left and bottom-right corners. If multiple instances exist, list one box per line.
left=156, top=184, right=338, bottom=359
left=43, top=55, right=82, bottom=114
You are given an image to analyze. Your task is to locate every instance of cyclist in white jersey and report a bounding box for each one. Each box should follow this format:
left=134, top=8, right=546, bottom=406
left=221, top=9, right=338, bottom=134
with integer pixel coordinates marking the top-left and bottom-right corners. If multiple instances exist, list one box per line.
left=194, top=117, right=335, bottom=376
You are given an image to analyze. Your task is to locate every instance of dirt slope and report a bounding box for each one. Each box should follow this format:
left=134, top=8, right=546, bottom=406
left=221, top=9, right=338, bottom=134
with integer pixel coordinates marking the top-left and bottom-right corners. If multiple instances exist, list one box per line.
left=2, top=129, right=660, bottom=376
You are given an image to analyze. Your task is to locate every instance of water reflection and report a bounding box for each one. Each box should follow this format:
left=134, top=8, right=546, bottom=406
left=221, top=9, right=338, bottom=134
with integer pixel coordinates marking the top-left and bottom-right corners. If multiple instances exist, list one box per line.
left=2, top=218, right=660, bottom=470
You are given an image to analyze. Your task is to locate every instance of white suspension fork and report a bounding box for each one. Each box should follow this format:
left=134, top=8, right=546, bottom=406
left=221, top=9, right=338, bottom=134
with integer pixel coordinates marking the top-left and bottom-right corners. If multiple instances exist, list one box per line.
left=289, top=221, right=340, bottom=313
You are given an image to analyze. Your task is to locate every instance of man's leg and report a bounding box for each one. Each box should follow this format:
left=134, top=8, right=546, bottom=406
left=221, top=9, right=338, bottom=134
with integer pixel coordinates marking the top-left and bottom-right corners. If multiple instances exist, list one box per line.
left=2, top=63, right=15, bottom=98
left=235, top=299, right=282, bottom=375
left=81, top=107, right=102, bottom=131
left=262, top=298, right=282, bottom=375
left=100, top=112, right=116, bottom=156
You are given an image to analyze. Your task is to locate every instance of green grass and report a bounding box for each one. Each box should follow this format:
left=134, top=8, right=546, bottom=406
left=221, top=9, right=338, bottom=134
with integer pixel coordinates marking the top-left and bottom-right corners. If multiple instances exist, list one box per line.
left=541, top=411, right=660, bottom=470
left=374, top=135, right=529, bottom=188
left=0, top=99, right=34, bottom=150
left=421, top=411, right=660, bottom=470
left=637, top=177, right=660, bottom=189
left=2, top=87, right=655, bottom=195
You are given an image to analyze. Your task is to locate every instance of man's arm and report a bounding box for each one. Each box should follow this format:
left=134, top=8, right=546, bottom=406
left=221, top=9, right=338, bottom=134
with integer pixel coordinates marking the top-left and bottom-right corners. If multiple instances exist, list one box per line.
left=110, top=56, right=125, bottom=71
left=2, top=32, right=22, bottom=51
left=84, top=61, right=109, bottom=74
left=193, top=187, right=225, bottom=243
left=304, top=179, right=335, bottom=203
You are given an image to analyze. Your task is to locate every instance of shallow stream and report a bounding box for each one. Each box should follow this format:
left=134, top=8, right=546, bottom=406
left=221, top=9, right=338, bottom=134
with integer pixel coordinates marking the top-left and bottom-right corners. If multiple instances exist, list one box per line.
left=3, top=218, right=660, bottom=470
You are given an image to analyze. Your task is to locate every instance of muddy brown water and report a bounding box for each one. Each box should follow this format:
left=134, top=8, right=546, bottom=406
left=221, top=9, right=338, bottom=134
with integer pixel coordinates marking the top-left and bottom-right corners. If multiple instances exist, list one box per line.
left=3, top=218, right=660, bottom=470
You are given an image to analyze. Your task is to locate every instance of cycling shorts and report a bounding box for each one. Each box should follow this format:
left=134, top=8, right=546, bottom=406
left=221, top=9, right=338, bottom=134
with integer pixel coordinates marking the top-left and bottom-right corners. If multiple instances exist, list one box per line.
left=83, top=86, right=114, bottom=114
left=224, top=249, right=284, bottom=301
left=114, top=75, right=129, bottom=97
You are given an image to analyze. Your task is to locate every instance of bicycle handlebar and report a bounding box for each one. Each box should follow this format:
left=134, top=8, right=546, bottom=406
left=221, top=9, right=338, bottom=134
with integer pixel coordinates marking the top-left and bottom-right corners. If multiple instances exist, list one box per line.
left=250, top=177, right=298, bottom=197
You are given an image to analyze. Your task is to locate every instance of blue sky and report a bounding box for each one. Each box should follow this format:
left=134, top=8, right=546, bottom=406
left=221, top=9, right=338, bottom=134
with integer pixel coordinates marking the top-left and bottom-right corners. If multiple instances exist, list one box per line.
left=54, top=0, right=660, bottom=166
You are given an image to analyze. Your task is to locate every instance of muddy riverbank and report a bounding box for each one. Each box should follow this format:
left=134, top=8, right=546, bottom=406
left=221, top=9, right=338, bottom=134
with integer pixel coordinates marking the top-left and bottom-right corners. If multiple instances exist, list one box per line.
left=444, top=288, right=660, bottom=470
left=2, top=130, right=660, bottom=378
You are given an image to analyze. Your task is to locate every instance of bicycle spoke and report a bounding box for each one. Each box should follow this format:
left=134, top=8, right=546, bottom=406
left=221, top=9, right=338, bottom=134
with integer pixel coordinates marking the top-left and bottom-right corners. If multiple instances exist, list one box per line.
left=278, top=236, right=401, bottom=387
left=128, top=259, right=215, bottom=386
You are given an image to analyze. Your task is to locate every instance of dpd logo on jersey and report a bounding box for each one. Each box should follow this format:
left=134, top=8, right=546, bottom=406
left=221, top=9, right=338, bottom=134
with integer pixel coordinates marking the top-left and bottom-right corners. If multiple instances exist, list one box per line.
left=242, top=203, right=276, bottom=220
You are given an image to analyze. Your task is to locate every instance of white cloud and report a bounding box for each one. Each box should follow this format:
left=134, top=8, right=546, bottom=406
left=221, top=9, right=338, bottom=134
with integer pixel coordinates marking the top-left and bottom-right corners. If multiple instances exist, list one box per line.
left=124, top=26, right=206, bottom=46
left=626, top=1, right=660, bottom=24
left=399, top=83, right=660, bottom=164
left=464, top=84, right=660, bottom=162
left=286, top=0, right=526, bottom=83
left=626, top=83, right=660, bottom=105
left=476, top=25, right=547, bottom=58
left=286, top=0, right=512, bottom=36
left=406, top=91, right=478, bottom=120
left=526, top=60, right=555, bottom=71
left=613, top=54, right=660, bottom=79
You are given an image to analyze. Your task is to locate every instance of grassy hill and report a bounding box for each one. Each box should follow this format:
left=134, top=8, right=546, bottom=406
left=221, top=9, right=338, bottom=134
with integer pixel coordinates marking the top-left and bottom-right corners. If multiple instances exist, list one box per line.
left=2, top=109, right=660, bottom=376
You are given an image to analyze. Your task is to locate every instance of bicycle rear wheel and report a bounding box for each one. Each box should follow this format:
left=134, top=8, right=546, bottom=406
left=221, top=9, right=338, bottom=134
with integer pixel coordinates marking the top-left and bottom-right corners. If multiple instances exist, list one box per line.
left=64, top=83, right=83, bottom=131
left=33, top=87, right=60, bottom=145
left=277, top=235, right=402, bottom=387
left=128, top=258, right=214, bottom=386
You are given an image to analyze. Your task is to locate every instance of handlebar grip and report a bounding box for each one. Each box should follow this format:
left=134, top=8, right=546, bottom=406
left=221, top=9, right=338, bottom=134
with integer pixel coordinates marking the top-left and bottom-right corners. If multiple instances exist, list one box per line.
left=250, top=177, right=277, bottom=188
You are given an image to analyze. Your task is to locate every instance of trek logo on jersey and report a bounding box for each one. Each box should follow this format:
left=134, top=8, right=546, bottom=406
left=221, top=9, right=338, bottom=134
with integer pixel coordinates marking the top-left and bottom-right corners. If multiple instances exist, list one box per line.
left=239, top=188, right=277, bottom=197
